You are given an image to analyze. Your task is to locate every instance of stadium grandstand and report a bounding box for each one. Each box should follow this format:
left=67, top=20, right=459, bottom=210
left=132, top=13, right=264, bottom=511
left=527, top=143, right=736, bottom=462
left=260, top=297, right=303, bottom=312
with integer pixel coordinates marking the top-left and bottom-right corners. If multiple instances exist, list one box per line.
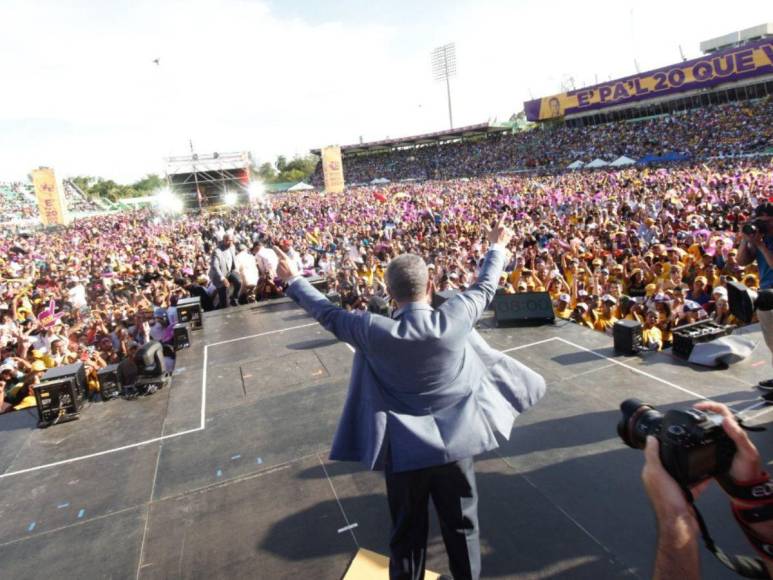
left=311, top=26, right=773, bottom=185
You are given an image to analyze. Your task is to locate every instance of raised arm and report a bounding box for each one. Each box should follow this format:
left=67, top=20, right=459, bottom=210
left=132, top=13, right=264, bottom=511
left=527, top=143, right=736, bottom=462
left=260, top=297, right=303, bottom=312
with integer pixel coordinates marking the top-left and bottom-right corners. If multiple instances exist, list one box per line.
left=440, top=216, right=513, bottom=326
left=275, top=247, right=370, bottom=351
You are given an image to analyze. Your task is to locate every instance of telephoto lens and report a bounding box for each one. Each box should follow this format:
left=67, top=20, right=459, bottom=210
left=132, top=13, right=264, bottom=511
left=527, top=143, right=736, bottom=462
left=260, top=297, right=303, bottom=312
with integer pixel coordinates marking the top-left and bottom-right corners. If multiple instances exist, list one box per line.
left=617, top=398, right=663, bottom=449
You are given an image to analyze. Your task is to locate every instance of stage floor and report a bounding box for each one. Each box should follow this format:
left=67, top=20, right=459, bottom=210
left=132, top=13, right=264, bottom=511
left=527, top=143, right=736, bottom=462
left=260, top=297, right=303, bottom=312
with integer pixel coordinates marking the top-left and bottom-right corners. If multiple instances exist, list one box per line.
left=2, top=300, right=773, bottom=579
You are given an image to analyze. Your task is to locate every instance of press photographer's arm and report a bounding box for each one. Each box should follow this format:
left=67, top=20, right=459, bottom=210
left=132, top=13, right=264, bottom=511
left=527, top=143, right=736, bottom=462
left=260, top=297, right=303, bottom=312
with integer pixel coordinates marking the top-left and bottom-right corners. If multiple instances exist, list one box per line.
left=643, top=402, right=773, bottom=579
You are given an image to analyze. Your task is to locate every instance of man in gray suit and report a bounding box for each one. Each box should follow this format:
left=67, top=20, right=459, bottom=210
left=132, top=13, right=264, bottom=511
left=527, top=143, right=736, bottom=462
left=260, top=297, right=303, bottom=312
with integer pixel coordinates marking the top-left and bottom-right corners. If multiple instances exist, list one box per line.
left=209, top=233, right=241, bottom=308
left=275, top=217, right=546, bottom=580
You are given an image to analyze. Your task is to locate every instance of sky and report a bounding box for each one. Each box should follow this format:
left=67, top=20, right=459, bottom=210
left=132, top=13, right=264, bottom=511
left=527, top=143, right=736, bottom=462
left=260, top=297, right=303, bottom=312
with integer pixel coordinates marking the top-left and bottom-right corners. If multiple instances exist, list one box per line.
left=0, top=0, right=770, bottom=182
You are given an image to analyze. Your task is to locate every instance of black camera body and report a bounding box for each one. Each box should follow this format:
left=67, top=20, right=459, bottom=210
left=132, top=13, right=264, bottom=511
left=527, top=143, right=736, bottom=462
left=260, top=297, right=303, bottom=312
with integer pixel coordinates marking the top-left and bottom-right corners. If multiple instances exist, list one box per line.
left=742, top=218, right=768, bottom=236
left=618, top=399, right=736, bottom=486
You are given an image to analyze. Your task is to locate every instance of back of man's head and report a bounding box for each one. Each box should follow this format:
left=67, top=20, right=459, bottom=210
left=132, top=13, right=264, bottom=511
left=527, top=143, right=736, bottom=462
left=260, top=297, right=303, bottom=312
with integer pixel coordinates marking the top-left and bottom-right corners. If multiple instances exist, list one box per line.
left=386, top=254, right=428, bottom=304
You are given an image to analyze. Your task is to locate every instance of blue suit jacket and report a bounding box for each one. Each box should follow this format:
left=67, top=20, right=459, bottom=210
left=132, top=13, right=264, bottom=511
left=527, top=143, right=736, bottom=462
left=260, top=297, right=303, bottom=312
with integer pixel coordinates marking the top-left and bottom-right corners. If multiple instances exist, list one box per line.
left=286, top=248, right=546, bottom=472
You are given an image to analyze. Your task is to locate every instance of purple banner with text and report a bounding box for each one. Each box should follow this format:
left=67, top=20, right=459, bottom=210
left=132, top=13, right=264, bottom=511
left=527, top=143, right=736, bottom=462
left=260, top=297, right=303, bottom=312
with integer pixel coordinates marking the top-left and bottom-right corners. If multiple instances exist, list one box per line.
left=524, top=38, right=773, bottom=121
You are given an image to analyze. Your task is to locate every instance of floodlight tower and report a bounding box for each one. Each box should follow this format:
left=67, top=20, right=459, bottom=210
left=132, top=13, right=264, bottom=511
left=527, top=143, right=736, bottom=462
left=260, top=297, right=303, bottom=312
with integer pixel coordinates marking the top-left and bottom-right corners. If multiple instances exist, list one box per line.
left=432, top=43, right=457, bottom=130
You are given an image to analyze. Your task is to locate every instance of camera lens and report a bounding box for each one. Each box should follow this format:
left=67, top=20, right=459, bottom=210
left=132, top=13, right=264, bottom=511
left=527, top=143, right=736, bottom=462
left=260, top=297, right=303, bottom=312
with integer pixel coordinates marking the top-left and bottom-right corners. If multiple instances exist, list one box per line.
left=617, top=398, right=663, bottom=449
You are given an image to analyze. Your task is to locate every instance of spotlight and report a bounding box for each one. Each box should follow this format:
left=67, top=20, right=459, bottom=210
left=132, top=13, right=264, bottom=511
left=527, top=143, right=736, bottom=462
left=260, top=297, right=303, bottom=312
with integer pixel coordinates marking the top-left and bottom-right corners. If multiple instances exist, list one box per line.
left=155, top=187, right=183, bottom=213
left=223, top=191, right=238, bottom=206
left=248, top=182, right=265, bottom=201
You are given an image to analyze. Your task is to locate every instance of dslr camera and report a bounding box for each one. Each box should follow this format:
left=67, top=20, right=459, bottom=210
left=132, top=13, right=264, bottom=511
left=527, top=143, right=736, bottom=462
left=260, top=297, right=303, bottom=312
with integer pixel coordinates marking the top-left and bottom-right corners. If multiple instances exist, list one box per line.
left=617, top=399, right=736, bottom=486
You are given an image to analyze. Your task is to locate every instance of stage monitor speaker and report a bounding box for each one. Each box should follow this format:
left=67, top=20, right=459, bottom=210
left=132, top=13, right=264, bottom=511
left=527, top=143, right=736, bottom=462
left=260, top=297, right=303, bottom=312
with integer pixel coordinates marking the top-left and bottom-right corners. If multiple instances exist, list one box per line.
left=493, top=292, right=554, bottom=326
left=97, top=363, right=121, bottom=400
left=34, top=378, right=80, bottom=427
left=42, top=361, right=87, bottom=401
left=613, top=320, right=643, bottom=355
left=308, top=276, right=329, bottom=293
left=671, top=320, right=732, bottom=359
left=177, top=296, right=203, bottom=330
left=173, top=323, right=191, bottom=350
left=432, top=290, right=460, bottom=309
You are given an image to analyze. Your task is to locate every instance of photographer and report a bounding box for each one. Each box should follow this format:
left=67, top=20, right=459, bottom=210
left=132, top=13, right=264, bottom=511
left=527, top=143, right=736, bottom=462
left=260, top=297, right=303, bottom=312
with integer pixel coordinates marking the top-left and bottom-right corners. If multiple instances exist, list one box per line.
left=737, top=203, right=773, bottom=391
left=642, top=402, right=773, bottom=579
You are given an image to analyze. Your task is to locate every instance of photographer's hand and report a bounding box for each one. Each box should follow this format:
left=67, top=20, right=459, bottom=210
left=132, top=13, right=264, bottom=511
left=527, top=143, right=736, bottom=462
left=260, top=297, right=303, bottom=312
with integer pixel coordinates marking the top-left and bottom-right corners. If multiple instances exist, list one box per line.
left=694, top=402, right=773, bottom=576
left=643, top=436, right=707, bottom=580
left=693, top=402, right=761, bottom=482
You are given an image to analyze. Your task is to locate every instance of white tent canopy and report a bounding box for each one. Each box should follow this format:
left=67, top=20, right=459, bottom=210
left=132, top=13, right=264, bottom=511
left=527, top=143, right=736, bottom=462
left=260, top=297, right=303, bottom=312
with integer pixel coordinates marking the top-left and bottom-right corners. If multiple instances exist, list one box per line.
left=610, top=156, right=636, bottom=167
left=567, top=160, right=584, bottom=169
left=586, top=158, right=609, bottom=168
left=370, top=177, right=390, bottom=184
left=287, top=182, right=314, bottom=191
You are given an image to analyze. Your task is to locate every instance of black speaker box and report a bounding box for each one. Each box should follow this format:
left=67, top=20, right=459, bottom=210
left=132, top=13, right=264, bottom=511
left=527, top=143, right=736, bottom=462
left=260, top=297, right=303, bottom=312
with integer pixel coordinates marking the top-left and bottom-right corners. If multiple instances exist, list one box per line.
left=33, top=378, right=80, bottom=426
left=671, top=320, right=732, bottom=359
left=308, top=276, right=329, bottom=293
left=325, top=292, right=342, bottom=306
left=177, top=296, right=202, bottom=330
left=432, top=290, right=460, bottom=309
left=173, top=323, right=191, bottom=350
left=97, top=363, right=121, bottom=400
left=493, top=292, right=555, bottom=326
left=42, top=361, right=87, bottom=401
left=613, top=320, right=643, bottom=355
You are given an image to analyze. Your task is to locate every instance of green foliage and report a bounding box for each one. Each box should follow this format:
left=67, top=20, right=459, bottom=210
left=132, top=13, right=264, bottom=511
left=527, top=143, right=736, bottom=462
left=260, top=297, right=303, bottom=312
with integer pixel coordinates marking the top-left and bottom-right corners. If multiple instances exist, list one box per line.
left=253, top=154, right=318, bottom=185
left=71, top=173, right=166, bottom=200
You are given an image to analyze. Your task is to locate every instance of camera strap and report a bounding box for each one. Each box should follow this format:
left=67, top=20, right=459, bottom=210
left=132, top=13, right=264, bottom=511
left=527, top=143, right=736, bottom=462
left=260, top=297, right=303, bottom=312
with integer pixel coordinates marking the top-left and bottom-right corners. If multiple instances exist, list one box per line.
left=683, top=487, right=771, bottom=579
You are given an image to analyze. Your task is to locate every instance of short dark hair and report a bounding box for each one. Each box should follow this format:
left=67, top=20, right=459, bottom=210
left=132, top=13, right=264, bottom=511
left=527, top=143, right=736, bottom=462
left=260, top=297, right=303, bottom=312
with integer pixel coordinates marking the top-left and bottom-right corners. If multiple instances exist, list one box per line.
left=386, top=254, right=428, bottom=303
left=755, top=202, right=773, bottom=217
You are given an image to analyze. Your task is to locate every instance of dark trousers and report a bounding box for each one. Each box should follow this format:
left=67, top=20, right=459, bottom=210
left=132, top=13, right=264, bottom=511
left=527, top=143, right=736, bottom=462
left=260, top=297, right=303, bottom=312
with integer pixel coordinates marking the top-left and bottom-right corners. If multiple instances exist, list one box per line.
left=215, top=273, right=241, bottom=309
left=386, top=457, right=480, bottom=580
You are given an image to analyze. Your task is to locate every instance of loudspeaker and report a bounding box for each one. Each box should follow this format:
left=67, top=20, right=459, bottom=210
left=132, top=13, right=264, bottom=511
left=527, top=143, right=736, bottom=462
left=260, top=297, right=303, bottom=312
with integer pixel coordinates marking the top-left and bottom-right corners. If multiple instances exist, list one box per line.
left=42, top=362, right=87, bottom=401
left=325, top=292, right=341, bottom=306
left=173, top=323, right=191, bottom=350
left=493, top=292, right=555, bottom=326
left=177, top=296, right=202, bottom=330
left=33, top=378, right=80, bottom=427
left=308, top=276, right=329, bottom=293
left=432, top=290, right=460, bottom=309
left=97, top=363, right=121, bottom=400
left=672, top=320, right=732, bottom=359
left=613, top=320, right=643, bottom=355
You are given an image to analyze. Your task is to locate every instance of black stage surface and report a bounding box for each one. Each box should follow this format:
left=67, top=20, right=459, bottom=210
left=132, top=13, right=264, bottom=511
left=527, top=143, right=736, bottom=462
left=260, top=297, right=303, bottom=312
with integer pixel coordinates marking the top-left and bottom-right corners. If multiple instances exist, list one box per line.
left=2, top=300, right=773, bottom=579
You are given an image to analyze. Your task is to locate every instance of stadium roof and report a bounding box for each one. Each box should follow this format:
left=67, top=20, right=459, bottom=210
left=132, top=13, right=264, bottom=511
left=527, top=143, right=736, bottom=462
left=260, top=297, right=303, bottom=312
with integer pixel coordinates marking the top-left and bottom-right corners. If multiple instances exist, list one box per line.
left=311, top=122, right=511, bottom=156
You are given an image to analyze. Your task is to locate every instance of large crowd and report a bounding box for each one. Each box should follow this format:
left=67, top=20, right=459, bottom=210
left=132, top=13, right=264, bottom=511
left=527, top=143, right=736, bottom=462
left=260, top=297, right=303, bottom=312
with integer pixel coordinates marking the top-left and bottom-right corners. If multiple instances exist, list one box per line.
left=2, top=149, right=772, bottom=412
left=311, top=99, right=773, bottom=184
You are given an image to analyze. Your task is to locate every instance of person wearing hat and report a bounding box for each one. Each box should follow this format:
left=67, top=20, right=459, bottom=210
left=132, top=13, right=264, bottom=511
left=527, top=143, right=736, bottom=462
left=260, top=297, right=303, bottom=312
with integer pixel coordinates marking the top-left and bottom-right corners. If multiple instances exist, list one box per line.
left=592, top=295, right=618, bottom=334
left=570, top=302, right=594, bottom=330
left=555, top=293, right=573, bottom=319
left=737, top=202, right=773, bottom=390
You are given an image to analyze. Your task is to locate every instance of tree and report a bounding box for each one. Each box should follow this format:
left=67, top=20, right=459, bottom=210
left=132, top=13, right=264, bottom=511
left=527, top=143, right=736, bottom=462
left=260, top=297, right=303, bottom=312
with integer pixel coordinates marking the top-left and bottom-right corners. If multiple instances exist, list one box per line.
left=275, top=155, right=288, bottom=172
left=256, top=162, right=277, bottom=182
left=131, top=174, right=164, bottom=193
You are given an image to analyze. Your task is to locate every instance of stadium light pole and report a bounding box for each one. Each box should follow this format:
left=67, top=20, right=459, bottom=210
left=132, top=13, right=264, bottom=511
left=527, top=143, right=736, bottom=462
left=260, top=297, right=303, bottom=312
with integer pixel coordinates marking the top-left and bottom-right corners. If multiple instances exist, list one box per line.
left=432, top=43, right=457, bottom=130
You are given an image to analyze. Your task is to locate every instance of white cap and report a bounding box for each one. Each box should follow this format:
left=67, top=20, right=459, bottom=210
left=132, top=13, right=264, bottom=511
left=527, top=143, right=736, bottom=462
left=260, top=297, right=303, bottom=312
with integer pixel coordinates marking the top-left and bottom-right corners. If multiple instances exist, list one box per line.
left=558, top=293, right=570, bottom=303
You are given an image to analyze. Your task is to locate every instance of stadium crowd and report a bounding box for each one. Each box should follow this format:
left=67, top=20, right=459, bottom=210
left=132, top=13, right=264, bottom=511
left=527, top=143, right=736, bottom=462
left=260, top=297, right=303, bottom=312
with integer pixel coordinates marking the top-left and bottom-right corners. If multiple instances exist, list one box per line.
left=312, top=99, right=773, bottom=184
left=2, top=152, right=772, bottom=412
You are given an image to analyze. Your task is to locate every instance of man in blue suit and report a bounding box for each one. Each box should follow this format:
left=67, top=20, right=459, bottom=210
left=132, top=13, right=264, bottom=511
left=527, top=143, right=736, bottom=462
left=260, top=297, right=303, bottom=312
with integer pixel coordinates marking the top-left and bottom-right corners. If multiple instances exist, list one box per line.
left=275, top=217, right=546, bottom=580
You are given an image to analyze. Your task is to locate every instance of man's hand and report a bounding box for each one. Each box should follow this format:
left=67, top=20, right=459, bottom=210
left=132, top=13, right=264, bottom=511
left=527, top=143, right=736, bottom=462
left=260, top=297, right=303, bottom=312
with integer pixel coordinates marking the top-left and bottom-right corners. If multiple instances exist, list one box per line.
left=643, top=436, right=709, bottom=528
left=644, top=436, right=707, bottom=580
left=694, top=401, right=762, bottom=483
left=486, top=216, right=514, bottom=247
left=273, top=247, right=300, bottom=283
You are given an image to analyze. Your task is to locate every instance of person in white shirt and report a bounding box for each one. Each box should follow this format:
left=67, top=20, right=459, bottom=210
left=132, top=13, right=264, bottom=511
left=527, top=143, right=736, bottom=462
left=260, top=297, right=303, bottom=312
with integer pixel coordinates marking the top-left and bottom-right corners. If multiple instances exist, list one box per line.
left=235, top=244, right=259, bottom=302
